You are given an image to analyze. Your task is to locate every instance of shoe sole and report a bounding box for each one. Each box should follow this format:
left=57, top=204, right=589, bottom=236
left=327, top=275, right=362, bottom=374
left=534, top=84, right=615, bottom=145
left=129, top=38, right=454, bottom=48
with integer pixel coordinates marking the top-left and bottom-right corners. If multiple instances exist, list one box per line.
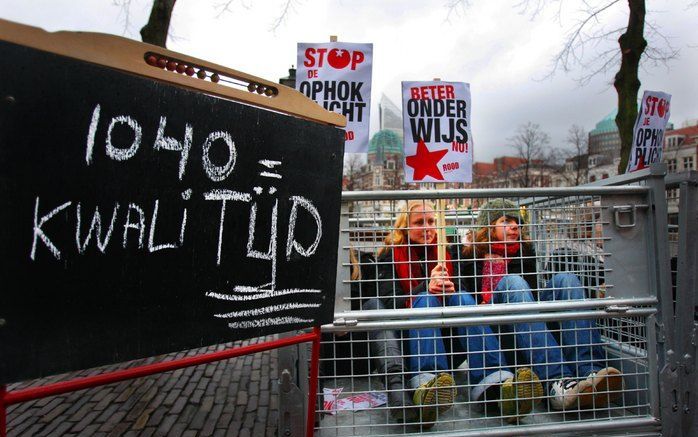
left=415, top=373, right=456, bottom=424
left=576, top=378, right=595, bottom=409
left=500, top=368, right=544, bottom=423
left=581, top=368, right=623, bottom=408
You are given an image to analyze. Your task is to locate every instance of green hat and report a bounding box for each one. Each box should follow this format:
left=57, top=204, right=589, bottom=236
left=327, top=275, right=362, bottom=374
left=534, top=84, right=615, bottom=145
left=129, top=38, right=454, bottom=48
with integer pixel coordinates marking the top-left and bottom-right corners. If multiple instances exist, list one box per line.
left=476, top=199, right=524, bottom=228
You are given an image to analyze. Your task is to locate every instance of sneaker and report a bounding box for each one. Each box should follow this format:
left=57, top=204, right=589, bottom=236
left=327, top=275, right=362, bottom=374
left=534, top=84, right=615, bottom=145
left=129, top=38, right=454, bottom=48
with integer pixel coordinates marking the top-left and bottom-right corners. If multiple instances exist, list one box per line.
left=499, top=367, right=544, bottom=423
left=581, top=367, right=623, bottom=408
left=549, top=377, right=584, bottom=410
left=413, top=373, right=456, bottom=425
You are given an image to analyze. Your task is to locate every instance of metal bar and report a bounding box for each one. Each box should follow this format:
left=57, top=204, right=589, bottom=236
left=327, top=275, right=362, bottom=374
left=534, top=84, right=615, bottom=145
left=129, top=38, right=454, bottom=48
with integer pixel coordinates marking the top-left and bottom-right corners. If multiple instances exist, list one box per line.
left=648, top=174, right=674, bottom=340
left=332, top=296, right=658, bottom=321
left=3, top=332, right=317, bottom=406
left=0, top=385, right=6, bottom=437
left=604, top=336, right=650, bottom=359
left=323, top=308, right=656, bottom=332
left=411, top=416, right=660, bottom=437
left=583, top=165, right=658, bottom=187
left=582, top=163, right=667, bottom=188
left=305, top=327, right=321, bottom=437
left=642, top=169, right=677, bottom=437
left=647, top=314, right=661, bottom=419
left=334, top=203, right=351, bottom=313
left=341, top=186, right=649, bottom=201
left=664, top=169, right=697, bottom=188
left=676, top=178, right=697, bottom=436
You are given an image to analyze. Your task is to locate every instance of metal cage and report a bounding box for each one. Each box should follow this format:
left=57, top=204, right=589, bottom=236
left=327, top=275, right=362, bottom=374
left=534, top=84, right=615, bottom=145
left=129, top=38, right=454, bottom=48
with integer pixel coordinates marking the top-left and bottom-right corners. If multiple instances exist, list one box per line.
left=315, top=185, right=661, bottom=436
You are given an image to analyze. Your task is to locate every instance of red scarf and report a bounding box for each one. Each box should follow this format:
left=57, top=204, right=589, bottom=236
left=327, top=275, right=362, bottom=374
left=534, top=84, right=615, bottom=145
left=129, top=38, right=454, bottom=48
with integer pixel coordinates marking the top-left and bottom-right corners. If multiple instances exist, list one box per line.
left=392, top=243, right=453, bottom=307
left=480, top=242, right=520, bottom=304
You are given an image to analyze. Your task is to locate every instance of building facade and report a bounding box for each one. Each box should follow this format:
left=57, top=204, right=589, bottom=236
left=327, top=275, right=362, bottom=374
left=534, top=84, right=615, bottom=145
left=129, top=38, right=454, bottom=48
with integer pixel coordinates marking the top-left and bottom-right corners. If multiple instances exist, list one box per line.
left=662, top=122, right=698, bottom=221
left=663, top=123, right=697, bottom=174
left=347, top=95, right=407, bottom=194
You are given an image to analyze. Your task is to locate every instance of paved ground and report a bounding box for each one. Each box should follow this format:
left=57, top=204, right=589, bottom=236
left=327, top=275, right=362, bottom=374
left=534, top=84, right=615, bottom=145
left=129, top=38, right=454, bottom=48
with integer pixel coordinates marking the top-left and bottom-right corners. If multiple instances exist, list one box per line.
left=5, top=336, right=280, bottom=437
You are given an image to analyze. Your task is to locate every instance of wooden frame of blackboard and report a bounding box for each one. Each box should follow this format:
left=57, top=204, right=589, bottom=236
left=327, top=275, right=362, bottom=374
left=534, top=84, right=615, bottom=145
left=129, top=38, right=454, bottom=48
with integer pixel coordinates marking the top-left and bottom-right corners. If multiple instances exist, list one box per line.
left=0, top=18, right=345, bottom=437
left=0, top=18, right=345, bottom=127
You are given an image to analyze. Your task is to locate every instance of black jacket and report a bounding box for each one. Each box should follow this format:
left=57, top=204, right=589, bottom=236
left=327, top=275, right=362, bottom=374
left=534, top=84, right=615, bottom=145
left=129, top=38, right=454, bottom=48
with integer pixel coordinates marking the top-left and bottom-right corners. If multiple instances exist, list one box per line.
left=373, top=246, right=460, bottom=309
left=454, top=244, right=538, bottom=303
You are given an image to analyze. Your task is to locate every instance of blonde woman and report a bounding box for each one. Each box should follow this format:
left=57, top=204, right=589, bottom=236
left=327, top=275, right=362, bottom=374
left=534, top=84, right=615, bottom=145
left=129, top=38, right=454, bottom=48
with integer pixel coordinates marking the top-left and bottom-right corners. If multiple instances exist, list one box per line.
left=362, top=200, right=456, bottom=426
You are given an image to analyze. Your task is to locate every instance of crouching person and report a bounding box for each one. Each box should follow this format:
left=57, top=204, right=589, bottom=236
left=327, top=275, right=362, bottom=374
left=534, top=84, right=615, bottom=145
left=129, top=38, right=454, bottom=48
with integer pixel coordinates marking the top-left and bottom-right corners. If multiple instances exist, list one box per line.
left=362, top=200, right=457, bottom=427
left=457, top=199, right=622, bottom=419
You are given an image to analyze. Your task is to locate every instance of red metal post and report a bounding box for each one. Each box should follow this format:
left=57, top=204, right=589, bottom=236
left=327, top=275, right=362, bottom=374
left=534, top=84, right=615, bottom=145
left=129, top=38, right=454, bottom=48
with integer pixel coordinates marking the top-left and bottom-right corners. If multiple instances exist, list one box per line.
left=305, top=327, right=322, bottom=437
left=1, top=384, right=7, bottom=437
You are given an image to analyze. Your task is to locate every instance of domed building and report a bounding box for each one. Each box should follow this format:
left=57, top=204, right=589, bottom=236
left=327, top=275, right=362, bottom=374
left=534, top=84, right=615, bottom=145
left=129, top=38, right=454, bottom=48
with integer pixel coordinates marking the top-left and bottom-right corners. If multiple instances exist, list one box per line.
left=588, top=110, right=621, bottom=181
left=589, top=110, right=620, bottom=165
left=368, top=129, right=403, bottom=164
left=352, top=129, right=405, bottom=190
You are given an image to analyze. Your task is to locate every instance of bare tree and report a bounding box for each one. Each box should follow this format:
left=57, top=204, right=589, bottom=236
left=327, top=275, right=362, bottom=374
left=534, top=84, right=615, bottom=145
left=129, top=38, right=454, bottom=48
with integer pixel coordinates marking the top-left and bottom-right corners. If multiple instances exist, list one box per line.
left=343, top=154, right=365, bottom=191
left=140, top=0, right=177, bottom=47
left=564, top=124, right=589, bottom=186
left=613, top=1, right=648, bottom=173
left=522, top=0, right=681, bottom=173
left=508, top=122, right=551, bottom=187
left=118, top=0, right=300, bottom=48
left=446, top=1, right=682, bottom=174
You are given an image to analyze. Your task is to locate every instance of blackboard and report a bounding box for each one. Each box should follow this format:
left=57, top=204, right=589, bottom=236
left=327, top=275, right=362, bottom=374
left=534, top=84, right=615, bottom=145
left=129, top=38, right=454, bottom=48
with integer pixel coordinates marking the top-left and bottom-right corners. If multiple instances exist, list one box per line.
left=0, top=38, right=344, bottom=384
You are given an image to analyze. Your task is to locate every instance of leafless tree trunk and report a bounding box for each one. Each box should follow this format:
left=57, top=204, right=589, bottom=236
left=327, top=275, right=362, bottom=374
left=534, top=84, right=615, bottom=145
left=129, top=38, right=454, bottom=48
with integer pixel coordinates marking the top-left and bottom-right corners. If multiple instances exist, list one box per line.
left=566, top=124, right=589, bottom=185
left=343, top=154, right=365, bottom=191
left=509, top=122, right=550, bottom=187
left=140, top=0, right=176, bottom=48
left=615, top=0, right=647, bottom=173
left=134, top=1, right=300, bottom=49
left=447, top=1, right=678, bottom=175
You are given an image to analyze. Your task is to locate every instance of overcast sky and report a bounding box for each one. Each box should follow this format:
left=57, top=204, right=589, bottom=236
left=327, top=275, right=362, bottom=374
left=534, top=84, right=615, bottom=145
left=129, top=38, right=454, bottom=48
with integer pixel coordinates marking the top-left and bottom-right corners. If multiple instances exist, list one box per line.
left=2, top=0, right=696, bottom=162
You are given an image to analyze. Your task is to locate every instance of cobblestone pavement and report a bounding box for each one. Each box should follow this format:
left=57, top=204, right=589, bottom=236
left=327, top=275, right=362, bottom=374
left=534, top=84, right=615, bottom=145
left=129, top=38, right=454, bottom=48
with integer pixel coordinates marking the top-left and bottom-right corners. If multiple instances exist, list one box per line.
left=5, top=336, right=279, bottom=437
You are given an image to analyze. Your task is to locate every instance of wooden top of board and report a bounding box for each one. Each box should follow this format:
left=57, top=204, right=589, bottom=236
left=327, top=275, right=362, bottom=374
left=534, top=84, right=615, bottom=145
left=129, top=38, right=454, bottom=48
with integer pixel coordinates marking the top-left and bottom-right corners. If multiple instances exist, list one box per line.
left=0, top=18, right=346, bottom=127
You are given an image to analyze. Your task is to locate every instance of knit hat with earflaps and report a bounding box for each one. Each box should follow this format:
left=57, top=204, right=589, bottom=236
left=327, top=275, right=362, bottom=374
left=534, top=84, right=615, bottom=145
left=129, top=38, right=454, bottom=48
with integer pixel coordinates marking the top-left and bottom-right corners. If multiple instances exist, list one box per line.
left=476, top=199, right=524, bottom=228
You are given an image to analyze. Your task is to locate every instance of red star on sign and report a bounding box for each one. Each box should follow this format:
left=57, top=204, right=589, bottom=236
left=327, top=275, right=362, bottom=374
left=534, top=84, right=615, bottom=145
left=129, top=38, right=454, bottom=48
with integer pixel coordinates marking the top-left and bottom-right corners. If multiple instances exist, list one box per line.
left=405, top=139, right=448, bottom=181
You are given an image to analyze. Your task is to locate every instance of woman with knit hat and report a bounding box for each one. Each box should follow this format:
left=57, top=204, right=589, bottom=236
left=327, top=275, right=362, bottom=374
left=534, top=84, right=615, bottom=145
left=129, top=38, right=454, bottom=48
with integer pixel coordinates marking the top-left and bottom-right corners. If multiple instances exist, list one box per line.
left=457, top=199, right=622, bottom=415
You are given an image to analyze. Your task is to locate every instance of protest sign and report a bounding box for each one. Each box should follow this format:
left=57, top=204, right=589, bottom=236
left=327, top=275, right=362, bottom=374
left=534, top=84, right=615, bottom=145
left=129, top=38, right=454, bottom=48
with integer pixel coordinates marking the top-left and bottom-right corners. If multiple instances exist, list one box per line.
left=626, top=90, right=672, bottom=173
left=296, top=42, right=372, bottom=153
left=402, top=81, right=473, bottom=183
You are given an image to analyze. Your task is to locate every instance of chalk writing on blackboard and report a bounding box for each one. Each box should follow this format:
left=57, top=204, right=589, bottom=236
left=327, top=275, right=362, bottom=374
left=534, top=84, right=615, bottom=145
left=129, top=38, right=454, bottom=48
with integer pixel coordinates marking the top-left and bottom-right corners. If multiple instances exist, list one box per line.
left=205, top=160, right=325, bottom=328
left=29, top=101, right=326, bottom=330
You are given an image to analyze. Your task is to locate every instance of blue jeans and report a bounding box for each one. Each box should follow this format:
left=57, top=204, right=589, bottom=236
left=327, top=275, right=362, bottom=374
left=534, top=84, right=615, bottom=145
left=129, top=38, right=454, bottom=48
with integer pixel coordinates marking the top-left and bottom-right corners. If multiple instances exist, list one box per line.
left=408, top=292, right=511, bottom=383
left=408, top=273, right=604, bottom=385
left=539, top=273, right=606, bottom=377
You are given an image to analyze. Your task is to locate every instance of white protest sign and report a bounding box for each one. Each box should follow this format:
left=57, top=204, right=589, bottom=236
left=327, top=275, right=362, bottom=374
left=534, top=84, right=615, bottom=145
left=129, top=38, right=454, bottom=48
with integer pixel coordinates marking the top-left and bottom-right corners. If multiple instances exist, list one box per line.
left=402, top=81, right=473, bottom=183
left=296, top=42, right=372, bottom=153
left=626, top=90, right=672, bottom=173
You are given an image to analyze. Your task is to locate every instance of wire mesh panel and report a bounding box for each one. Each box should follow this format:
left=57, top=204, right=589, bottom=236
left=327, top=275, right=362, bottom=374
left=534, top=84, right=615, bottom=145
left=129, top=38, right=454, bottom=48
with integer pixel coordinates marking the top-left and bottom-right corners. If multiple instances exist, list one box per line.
left=318, top=317, right=653, bottom=436
left=315, top=189, right=660, bottom=436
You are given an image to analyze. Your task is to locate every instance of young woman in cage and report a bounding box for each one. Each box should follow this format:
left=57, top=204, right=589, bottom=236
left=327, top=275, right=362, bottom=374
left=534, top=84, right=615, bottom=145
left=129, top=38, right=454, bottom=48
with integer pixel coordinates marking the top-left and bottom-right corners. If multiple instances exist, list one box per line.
left=455, top=199, right=623, bottom=418
left=360, top=199, right=458, bottom=426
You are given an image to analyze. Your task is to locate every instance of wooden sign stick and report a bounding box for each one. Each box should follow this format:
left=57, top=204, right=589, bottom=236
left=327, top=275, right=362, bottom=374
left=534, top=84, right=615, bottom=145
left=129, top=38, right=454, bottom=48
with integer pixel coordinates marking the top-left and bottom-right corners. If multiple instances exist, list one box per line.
left=436, top=184, right=447, bottom=264
left=432, top=78, right=447, bottom=265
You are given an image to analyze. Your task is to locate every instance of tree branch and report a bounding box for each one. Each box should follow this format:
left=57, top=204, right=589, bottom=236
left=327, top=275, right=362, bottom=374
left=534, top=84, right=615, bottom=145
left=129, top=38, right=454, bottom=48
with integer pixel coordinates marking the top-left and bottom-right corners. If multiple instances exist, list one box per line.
left=112, top=0, right=134, bottom=36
